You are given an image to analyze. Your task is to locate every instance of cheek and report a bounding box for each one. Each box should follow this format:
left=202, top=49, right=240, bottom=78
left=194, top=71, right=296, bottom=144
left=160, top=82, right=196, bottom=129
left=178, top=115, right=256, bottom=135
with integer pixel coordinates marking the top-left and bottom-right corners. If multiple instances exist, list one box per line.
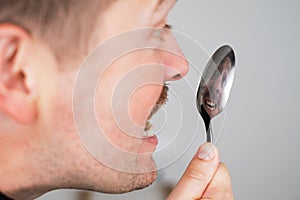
left=94, top=80, right=163, bottom=152
left=49, top=70, right=83, bottom=143
left=93, top=52, right=164, bottom=150
left=52, top=82, right=76, bottom=136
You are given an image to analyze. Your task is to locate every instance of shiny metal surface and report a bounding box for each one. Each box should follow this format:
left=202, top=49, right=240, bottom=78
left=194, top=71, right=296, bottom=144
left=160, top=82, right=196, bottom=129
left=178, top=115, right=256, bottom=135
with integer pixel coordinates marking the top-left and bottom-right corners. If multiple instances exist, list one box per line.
left=196, top=45, right=236, bottom=142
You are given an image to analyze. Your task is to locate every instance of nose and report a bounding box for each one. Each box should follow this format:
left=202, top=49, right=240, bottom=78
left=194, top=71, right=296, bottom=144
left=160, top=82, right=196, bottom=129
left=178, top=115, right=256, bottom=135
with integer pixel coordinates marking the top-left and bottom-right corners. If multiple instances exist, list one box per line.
left=161, top=32, right=189, bottom=81
left=211, top=76, right=223, bottom=96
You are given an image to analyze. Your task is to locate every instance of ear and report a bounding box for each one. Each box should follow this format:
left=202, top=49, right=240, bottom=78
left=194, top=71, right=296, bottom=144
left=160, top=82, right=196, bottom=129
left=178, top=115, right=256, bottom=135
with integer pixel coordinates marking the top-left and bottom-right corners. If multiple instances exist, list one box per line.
left=0, top=24, right=37, bottom=123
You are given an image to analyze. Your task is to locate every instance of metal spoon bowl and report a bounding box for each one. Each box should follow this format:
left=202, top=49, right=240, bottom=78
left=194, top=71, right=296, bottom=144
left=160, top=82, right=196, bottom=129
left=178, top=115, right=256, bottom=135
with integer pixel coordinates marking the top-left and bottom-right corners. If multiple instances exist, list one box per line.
left=196, top=45, right=236, bottom=142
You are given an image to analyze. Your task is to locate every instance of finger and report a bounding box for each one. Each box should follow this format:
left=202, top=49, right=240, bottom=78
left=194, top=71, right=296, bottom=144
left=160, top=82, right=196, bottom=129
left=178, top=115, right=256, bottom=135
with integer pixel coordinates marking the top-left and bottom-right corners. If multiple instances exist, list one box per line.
left=167, top=143, right=220, bottom=200
left=202, top=163, right=233, bottom=200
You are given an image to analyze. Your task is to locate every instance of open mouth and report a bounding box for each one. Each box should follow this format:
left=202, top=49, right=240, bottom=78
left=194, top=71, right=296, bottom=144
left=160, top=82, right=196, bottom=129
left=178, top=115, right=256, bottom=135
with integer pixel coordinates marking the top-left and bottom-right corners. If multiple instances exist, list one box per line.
left=205, top=99, right=217, bottom=110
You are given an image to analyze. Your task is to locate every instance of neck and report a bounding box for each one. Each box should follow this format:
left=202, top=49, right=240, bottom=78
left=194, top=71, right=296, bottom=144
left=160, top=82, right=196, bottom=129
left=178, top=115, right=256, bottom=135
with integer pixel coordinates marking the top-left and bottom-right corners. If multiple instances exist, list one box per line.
left=0, top=136, right=54, bottom=200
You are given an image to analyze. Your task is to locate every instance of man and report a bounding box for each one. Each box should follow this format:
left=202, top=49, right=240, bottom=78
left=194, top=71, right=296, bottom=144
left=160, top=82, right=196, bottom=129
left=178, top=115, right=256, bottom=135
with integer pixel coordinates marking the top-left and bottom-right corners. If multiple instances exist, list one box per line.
left=0, top=0, right=233, bottom=199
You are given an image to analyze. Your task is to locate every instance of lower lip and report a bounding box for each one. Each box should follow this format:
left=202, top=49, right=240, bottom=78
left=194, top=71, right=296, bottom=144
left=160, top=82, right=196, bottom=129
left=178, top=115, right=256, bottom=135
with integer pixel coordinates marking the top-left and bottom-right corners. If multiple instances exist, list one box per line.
left=143, top=135, right=158, bottom=146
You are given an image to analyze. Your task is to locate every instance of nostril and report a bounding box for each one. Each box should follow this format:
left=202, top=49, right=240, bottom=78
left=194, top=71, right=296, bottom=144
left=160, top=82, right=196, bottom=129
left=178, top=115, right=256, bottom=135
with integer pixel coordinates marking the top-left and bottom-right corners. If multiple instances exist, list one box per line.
left=172, top=73, right=182, bottom=80
left=163, top=51, right=189, bottom=81
left=164, top=66, right=181, bottom=81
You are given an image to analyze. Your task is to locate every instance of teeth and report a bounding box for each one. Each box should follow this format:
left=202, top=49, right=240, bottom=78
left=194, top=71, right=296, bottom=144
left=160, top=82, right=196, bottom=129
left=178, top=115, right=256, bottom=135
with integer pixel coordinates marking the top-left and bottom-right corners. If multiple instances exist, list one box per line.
left=205, top=100, right=216, bottom=110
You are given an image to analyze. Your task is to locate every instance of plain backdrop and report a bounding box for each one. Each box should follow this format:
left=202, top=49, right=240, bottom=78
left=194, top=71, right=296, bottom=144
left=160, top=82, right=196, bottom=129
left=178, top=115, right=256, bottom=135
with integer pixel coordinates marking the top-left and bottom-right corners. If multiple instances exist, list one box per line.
left=38, top=0, right=300, bottom=199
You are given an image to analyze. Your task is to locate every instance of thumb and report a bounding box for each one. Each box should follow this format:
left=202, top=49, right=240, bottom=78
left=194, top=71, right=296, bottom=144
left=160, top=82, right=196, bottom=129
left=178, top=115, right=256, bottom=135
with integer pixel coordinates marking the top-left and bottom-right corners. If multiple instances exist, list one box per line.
left=167, top=143, right=219, bottom=200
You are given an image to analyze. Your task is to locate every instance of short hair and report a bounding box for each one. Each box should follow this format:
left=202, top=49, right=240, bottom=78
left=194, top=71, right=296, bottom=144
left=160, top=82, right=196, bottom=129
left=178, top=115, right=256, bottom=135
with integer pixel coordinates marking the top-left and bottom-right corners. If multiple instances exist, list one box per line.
left=0, top=0, right=111, bottom=64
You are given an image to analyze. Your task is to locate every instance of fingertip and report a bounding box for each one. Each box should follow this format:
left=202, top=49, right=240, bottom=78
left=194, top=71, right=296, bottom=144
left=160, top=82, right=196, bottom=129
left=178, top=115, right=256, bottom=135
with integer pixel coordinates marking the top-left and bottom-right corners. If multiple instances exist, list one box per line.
left=198, top=143, right=218, bottom=161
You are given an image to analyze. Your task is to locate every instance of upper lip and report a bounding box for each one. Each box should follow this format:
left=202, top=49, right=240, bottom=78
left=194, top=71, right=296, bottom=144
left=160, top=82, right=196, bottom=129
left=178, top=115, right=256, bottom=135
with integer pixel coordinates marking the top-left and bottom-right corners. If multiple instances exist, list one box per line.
left=144, top=84, right=168, bottom=132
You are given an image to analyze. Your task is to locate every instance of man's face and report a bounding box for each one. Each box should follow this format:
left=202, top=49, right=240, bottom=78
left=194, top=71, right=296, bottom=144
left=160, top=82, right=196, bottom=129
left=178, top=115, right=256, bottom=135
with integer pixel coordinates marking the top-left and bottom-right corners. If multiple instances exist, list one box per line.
left=203, top=57, right=232, bottom=118
left=40, top=0, right=188, bottom=194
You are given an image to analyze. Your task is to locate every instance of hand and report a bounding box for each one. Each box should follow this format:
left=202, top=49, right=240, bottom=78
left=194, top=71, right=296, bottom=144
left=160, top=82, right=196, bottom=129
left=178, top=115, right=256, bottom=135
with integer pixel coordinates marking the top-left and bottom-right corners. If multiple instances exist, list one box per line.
left=166, top=143, right=233, bottom=200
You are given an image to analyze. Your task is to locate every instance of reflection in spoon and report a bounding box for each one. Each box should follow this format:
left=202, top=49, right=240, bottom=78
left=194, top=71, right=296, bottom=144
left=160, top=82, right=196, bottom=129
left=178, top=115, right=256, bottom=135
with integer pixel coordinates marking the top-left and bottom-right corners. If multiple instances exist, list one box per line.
left=196, top=45, right=236, bottom=142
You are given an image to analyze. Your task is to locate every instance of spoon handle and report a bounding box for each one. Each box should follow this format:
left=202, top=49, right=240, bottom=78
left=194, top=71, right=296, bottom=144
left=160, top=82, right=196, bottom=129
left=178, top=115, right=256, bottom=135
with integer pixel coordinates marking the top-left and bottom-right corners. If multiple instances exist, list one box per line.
left=206, top=123, right=213, bottom=143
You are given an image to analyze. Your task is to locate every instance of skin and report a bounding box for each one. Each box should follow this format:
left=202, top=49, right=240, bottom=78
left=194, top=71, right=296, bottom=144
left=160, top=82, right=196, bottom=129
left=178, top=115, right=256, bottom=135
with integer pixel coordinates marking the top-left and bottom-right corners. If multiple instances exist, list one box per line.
left=0, top=0, right=233, bottom=199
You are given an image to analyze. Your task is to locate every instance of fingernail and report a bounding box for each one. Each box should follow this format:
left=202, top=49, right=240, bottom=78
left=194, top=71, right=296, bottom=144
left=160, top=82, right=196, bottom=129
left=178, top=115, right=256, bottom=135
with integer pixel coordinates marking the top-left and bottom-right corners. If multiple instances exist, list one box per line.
left=198, top=143, right=216, bottom=161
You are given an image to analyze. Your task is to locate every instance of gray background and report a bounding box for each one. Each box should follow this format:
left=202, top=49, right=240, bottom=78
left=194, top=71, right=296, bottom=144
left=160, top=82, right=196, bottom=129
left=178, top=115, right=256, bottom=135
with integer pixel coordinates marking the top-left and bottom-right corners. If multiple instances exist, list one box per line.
left=38, top=0, right=300, bottom=199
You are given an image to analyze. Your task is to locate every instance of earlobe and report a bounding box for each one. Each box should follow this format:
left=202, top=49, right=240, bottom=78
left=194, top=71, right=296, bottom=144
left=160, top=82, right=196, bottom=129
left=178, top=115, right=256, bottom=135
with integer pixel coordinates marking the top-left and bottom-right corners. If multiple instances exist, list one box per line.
left=0, top=25, right=37, bottom=123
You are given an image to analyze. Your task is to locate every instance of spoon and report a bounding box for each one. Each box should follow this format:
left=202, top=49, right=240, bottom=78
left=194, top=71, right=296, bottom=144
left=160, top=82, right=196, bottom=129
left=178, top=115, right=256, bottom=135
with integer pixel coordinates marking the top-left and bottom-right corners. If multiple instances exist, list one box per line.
left=196, top=45, right=236, bottom=142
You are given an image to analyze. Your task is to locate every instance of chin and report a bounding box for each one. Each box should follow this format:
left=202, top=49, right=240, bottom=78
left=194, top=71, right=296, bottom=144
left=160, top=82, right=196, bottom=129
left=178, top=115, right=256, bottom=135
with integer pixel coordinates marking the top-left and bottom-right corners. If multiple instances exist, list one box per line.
left=133, top=170, right=157, bottom=191
left=97, top=169, right=157, bottom=195
left=69, top=156, right=158, bottom=195
left=119, top=170, right=158, bottom=194
left=120, top=156, right=158, bottom=193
